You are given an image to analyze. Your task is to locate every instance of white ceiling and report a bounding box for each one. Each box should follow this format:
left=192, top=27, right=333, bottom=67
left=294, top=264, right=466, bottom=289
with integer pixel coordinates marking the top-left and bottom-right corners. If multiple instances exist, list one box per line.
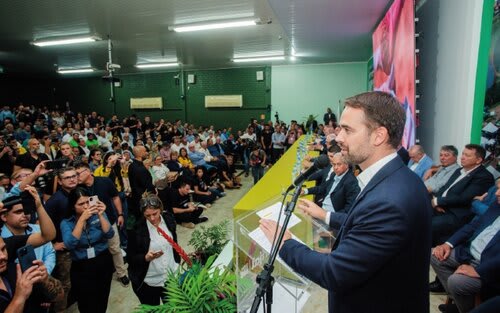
left=0, top=0, right=392, bottom=76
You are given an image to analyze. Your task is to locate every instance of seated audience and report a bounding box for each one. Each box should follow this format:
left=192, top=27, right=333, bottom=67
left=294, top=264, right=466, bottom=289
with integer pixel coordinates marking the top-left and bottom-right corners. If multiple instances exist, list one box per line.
left=431, top=179, right=500, bottom=313
left=220, top=154, right=241, bottom=189
left=303, top=152, right=359, bottom=214
left=160, top=181, right=207, bottom=229
left=424, top=145, right=460, bottom=193
left=408, top=144, right=434, bottom=179
left=127, top=193, right=180, bottom=305
left=193, top=166, right=217, bottom=206
left=431, top=144, right=494, bottom=246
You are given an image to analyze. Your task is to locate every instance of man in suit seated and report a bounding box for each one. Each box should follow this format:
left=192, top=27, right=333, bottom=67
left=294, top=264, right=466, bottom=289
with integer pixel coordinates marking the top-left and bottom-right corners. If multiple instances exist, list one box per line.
left=431, top=179, right=500, bottom=313
left=408, top=144, right=434, bottom=179
left=431, top=144, right=494, bottom=246
left=302, top=152, right=359, bottom=214
left=425, top=145, right=461, bottom=194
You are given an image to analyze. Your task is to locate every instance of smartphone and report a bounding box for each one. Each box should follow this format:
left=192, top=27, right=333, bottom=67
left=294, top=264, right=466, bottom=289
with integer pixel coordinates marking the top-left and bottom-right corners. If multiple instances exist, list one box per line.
left=20, top=191, right=37, bottom=215
left=88, top=195, right=98, bottom=207
left=45, top=159, right=68, bottom=170
left=17, top=245, right=37, bottom=272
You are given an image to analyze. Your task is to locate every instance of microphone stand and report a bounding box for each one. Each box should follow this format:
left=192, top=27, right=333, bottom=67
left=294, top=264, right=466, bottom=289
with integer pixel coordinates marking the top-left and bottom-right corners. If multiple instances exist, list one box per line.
left=249, top=184, right=303, bottom=313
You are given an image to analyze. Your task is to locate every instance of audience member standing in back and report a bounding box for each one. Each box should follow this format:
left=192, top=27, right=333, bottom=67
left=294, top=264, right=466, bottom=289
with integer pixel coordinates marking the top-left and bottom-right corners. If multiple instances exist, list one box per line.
left=323, top=107, right=337, bottom=125
left=249, top=145, right=266, bottom=185
left=128, top=145, right=155, bottom=221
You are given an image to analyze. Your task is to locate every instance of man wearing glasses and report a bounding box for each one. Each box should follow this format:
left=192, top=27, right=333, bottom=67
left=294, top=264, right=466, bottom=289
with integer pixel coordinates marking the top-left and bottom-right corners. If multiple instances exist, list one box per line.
left=45, top=167, right=79, bottom=312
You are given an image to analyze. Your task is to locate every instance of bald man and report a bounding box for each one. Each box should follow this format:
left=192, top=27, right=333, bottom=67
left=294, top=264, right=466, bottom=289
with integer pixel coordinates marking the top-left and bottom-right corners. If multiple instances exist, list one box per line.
left=408, top=144, right=434, bottom=179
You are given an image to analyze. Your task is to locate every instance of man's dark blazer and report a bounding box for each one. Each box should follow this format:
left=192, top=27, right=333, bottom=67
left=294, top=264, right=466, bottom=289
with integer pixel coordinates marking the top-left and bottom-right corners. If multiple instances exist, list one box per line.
left=279, top=156, right=432, bottom=313
left=447, top=202, right=500, bottom=295
left=308, top=169, right=359, bottom=213
left=435, top=166, right=494, bottom=224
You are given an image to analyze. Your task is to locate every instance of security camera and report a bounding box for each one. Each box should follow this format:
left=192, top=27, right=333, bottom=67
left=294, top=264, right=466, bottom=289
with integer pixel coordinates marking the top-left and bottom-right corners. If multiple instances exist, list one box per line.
left=107, top=63, right=121, bottom=70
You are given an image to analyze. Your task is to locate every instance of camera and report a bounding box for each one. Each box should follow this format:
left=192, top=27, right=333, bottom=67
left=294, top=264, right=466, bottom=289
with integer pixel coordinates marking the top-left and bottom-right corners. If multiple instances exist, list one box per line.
left=45, top=159, right=68, bottom=170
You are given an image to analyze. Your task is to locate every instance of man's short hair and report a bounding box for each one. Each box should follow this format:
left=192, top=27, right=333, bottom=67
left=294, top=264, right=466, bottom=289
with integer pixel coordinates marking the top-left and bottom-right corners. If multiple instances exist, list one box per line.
left=465, top=144, right=486, bottom=161
left=74, top=162, right=90, bottom=170
left=56, top=166, right=76, bottom=179
left=344, top=91, right=405, bottom=149
left=328, top=144, right=341, bottom=153
left=440, top=145, right=458, bottom=157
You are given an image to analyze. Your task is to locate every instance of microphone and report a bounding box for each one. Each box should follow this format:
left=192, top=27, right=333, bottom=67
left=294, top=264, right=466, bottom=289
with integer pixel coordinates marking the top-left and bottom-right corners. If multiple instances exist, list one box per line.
left=286, top=154, right=329, bottom=192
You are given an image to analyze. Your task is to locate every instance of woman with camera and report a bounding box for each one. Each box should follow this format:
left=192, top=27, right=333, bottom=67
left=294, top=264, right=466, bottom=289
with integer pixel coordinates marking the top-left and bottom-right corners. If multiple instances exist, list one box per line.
left=60, top=187, right=114, bottom=313
left=127, top=193, right=181, bottom=305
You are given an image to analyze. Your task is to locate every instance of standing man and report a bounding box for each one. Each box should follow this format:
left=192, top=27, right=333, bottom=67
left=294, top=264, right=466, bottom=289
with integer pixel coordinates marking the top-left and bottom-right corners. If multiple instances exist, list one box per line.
left=261, top=91, right=432, bottom=313
left=128, top=145, right=155, bottom=220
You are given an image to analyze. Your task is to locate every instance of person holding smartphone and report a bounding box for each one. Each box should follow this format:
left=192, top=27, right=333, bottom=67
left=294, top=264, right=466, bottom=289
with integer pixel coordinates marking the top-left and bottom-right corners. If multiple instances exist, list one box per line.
left=127, top=193, right=180, bottom=305
left=0, top=185, right=58, bottom=313
left=60, top=187, right=114, bottom=313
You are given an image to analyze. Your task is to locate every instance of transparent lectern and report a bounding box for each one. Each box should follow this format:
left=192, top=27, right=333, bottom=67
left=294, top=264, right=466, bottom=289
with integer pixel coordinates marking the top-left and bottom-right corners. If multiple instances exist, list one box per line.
left=234, top=195, right=334, bottom=313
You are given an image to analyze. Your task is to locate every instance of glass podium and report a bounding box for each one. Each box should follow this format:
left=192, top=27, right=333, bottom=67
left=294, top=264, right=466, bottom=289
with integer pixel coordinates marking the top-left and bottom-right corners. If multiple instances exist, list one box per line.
left=234, top=195, right=334, bottom=313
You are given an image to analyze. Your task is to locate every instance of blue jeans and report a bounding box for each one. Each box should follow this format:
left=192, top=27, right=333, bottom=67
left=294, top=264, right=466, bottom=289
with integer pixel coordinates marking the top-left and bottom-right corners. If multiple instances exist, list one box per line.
left=251, top=166, right=264, bottom=184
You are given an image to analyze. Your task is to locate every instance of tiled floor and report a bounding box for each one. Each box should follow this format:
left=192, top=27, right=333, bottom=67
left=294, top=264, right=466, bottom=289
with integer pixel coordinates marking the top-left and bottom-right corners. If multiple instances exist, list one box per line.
left=67, top=174, right=447, bottom=312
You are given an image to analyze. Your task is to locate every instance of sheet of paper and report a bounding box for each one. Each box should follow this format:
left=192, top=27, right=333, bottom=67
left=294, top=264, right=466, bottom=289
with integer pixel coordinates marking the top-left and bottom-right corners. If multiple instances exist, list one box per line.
left=256, top=202, right=301, bottom=229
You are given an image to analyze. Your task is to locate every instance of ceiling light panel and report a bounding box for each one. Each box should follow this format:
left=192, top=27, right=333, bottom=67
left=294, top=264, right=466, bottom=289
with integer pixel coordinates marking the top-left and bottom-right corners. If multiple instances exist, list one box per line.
left=32, top=36, right=100, bottom=47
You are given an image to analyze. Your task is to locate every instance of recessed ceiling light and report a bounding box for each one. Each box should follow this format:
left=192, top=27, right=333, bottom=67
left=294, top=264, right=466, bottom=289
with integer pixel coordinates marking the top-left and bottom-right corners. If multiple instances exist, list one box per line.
left=171, top=19, right=258, bottom=32
left=232, top=56, right=285, bottom=63
left=136, top=63, right=179, bottom=69
left=32, top=36, right=100, bottom=47
left=57, top=68, right=95, bottom=74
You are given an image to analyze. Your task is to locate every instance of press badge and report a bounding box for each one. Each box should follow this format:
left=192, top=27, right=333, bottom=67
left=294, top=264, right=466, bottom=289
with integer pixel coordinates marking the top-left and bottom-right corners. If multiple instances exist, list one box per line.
left=87, top=247, right=96, bottom=259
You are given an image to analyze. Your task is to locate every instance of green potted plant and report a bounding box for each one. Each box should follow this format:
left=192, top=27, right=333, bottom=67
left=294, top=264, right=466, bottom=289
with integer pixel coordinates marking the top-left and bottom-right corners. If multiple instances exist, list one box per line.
left=135, top=255, right=237, bottom=313
left=188, top=220, right=230, bottom=264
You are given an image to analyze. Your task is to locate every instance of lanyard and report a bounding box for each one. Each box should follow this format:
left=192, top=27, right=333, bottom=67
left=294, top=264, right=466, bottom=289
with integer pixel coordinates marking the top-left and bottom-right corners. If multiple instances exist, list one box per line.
left=83, top=226, right=92, bottom=248
left=156, top=226, right=192, bottom=267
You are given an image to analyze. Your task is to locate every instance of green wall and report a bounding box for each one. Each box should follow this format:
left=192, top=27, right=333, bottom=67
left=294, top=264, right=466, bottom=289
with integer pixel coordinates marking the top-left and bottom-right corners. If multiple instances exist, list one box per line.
left=271, top=62, right=368, bottom=125
left=54, top=67, right=270, bottom=130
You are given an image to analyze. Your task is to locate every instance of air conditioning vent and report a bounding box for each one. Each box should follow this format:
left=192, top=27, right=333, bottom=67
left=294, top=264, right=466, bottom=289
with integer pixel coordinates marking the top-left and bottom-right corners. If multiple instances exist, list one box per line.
left=130, top=97, right=163, bottom=109
left=205, top=95, right=242, bottom=108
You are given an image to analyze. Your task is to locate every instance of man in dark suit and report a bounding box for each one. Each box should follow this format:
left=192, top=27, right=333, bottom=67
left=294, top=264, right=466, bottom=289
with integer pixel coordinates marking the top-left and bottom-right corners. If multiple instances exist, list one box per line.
left=303, top=152, right=359, bottom=214
left=260, top=91, right=432, bottom=313
left=128, top=145, right=155, bottom=221
left=431, top=180, right=500, bottom=313
left=431, top=144, right=494, bottom=246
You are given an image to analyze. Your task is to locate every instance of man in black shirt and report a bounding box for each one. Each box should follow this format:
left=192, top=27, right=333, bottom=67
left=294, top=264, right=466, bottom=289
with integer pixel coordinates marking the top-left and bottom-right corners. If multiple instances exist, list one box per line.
left=13, top=139, right=49, bottom=172
left=160, top=182, right=207, bottom=229
left=128, top=146, right=155, bottom=220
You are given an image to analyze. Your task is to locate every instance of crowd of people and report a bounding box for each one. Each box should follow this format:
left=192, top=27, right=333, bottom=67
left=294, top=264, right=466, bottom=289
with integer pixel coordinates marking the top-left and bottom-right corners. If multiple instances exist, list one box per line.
left=1, top=96, right=498, bottom=313
left=0, top=103, right=329, bottom=312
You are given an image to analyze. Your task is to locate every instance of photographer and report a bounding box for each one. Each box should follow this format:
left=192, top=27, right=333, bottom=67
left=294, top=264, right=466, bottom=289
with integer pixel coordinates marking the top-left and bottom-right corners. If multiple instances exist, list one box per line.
left=0, top=135, right=15, bottom=177
left=0, top=185, right=59, bottom=312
